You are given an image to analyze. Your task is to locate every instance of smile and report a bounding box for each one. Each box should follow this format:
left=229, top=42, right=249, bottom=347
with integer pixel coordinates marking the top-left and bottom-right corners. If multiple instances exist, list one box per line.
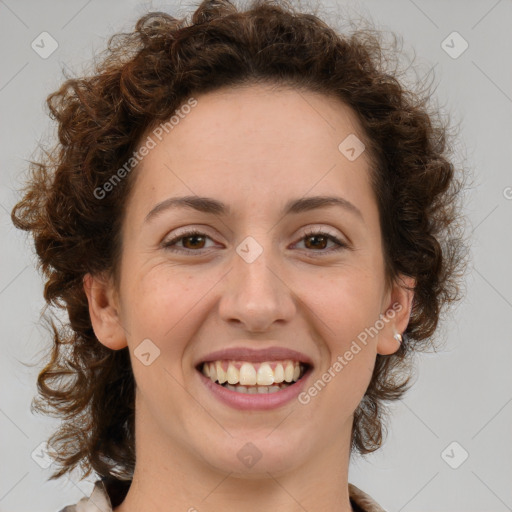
left=196, top=359, right=313, bottom=410
left=201, top=360, right=307, bottom=393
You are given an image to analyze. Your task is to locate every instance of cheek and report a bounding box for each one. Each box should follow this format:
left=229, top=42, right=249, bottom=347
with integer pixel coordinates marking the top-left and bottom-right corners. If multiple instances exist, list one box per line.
left=122, top=265, right=221, bottom=385
left=300, top=267, right=381, bottom=399
left=305, top=265, right=383, bottom=343
left=123, top=265, right=201, bottom=339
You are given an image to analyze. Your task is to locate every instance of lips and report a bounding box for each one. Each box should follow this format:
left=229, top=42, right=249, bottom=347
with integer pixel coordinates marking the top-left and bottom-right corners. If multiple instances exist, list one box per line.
left=193, top=345, right=314, bottom=408
left=197, top=360, right=314, bottom=410
left=194, top=346, right=314, bottom=368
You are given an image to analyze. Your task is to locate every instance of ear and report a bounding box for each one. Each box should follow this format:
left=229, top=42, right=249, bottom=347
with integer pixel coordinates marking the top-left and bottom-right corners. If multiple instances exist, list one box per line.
left=377, top=273, right=415, bottom=356
left=83, top=272, right=128, bottom=350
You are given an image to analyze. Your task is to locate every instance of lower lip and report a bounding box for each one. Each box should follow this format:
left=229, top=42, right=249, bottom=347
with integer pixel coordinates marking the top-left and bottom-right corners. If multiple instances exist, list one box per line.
left=197, top=366, right=313, bottom=411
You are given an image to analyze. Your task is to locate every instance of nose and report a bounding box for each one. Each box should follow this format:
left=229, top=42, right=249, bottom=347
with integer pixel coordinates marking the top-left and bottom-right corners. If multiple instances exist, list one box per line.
left=218, top=241, right=296, bottom=332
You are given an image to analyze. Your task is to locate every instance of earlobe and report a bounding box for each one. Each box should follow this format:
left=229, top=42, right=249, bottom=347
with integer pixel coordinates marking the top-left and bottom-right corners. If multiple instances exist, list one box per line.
left=83, top=272, right=128, bottom=350
left=377, top=274, right=415, bottom=356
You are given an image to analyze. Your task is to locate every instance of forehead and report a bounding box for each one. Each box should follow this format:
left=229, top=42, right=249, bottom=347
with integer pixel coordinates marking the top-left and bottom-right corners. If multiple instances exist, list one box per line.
left=127, top=84, right=375, bottom=223
left=165, top=84, right=365, bottom=159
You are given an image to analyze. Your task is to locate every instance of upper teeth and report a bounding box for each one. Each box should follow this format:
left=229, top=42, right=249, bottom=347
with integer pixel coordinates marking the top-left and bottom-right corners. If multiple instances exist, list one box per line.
left=202, top=360, right=304, bottom=386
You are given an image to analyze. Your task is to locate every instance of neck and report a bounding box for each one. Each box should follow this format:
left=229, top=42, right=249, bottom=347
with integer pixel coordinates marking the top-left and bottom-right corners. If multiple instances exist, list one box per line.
left=114, top=398, right=355, bottom=512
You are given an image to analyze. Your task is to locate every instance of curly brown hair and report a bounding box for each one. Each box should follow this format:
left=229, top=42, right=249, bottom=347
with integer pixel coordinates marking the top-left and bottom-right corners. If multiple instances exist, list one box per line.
left=11, top=0, right=468, bottom=483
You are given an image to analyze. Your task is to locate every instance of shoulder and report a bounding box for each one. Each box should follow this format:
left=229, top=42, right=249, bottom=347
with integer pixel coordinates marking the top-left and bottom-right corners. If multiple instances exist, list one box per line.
left=349, top=483, right=389, bottom=512
left=57, top=480, right=113, bottom=512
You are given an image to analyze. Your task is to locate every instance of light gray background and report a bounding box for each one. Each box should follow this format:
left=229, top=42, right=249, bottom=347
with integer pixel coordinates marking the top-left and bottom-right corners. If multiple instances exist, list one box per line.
left=1, top=1, right=511, bottom=511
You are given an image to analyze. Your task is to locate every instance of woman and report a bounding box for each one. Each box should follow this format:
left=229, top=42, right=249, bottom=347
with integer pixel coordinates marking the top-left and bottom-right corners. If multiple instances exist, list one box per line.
left=11, top=0, right=467, bottom=510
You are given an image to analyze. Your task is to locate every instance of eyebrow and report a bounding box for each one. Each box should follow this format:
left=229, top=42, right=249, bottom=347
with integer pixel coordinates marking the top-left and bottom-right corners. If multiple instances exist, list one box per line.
left=144, top=195, right=364, bottom=223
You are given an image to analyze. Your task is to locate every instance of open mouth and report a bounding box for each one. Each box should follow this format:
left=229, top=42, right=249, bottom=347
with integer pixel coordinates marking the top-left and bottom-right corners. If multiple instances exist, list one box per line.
left=196, top=360, right=311, bottom=394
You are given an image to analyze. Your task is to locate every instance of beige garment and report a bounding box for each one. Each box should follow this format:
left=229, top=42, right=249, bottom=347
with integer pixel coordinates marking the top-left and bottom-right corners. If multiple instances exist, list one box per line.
left=59, top=479, right=388, bottom=512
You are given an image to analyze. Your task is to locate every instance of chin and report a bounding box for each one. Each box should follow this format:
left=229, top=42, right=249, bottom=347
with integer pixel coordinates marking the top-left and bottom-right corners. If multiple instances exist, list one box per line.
left=197, top=432, right=310, bottom=477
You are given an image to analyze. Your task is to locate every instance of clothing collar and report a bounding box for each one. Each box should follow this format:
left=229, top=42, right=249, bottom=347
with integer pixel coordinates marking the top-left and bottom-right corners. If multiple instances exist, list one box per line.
left=64, top=478, right=387, bottom=512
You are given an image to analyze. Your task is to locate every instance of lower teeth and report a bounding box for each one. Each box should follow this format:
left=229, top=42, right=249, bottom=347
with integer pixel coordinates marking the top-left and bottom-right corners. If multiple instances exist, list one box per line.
left=219, top=382, right=293, bottom=394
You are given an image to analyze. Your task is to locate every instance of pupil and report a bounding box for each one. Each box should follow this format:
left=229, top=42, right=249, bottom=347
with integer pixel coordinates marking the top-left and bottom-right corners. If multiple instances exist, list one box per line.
left=306, top=235, right=326, bottom=249
left=184, top=235, right=205, bottom=249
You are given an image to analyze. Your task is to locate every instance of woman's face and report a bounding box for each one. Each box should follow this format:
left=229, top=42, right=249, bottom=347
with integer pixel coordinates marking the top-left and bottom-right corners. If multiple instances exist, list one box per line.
left=86, top=84, right=413, bottom=479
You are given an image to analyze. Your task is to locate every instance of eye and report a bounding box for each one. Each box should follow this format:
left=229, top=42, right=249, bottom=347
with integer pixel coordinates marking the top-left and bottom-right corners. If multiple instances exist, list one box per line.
left=162, top=228, right=348, bottom=255
left=293, top=228, right=348, bottom=254
left=161, top=229, right=216, bottom=254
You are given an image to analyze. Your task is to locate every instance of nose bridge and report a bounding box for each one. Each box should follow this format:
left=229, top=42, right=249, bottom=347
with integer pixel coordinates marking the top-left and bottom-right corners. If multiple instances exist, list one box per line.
left=218, top=234, right=295, bottom=330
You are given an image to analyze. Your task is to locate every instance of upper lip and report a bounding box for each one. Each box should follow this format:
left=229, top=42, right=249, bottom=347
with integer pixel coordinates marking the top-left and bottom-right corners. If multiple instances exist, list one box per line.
left=195, top=346, right=314, bottom=368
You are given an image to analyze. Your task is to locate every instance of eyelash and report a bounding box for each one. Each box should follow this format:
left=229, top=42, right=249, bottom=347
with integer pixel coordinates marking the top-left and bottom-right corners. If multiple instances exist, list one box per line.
left=161, top=228, right=348, bottom=256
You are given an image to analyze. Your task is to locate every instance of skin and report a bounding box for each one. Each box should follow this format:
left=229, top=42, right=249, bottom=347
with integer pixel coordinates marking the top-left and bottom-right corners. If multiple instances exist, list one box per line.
left=84, top=84, right=415, bottom=512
